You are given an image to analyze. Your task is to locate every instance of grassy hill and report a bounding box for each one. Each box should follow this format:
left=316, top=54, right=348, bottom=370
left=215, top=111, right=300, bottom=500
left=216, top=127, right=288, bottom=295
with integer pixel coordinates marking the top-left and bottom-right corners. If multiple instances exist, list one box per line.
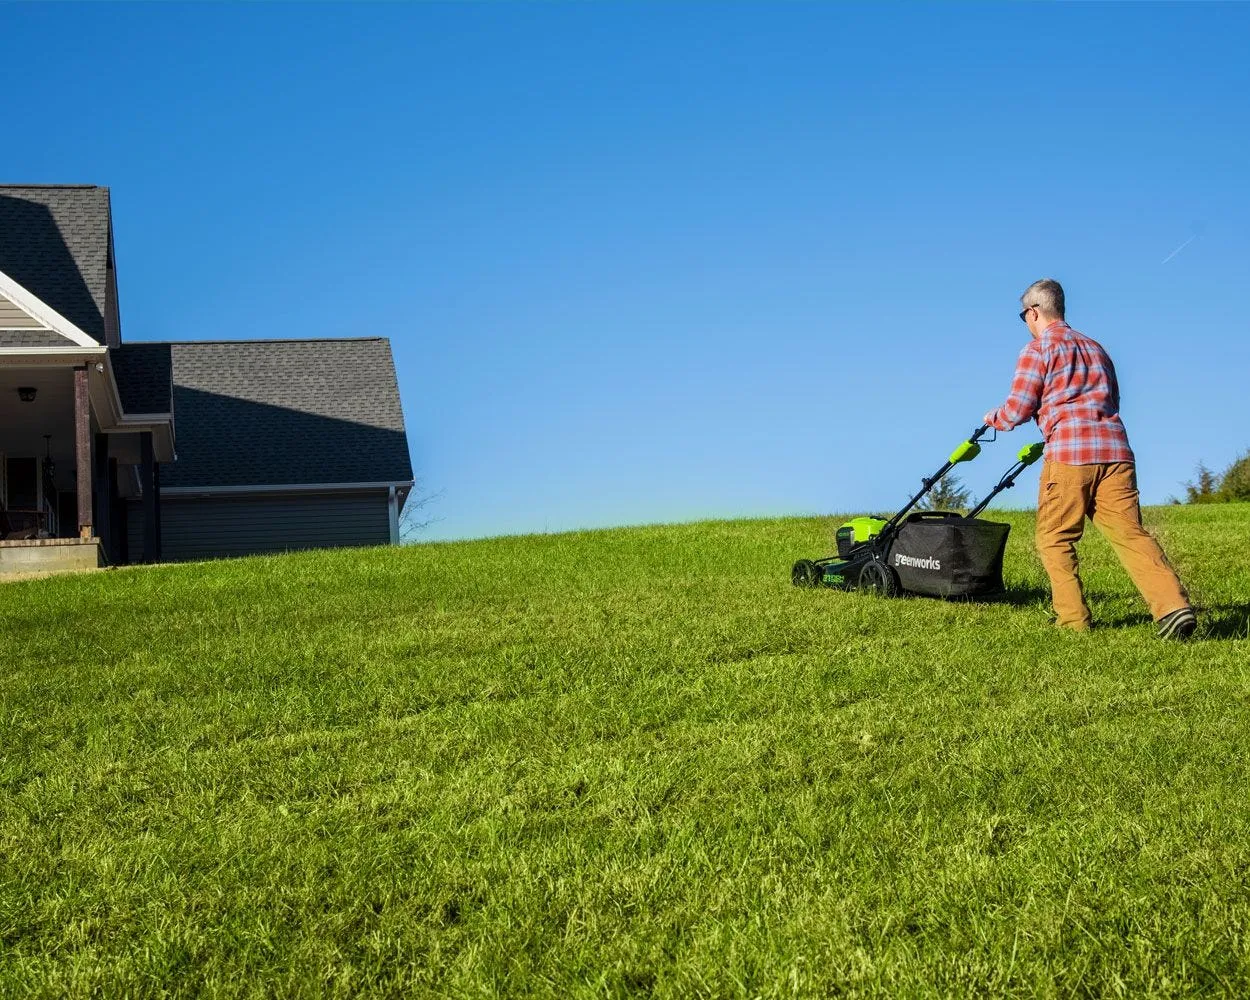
left=2, top=504, right=1249, bottom=997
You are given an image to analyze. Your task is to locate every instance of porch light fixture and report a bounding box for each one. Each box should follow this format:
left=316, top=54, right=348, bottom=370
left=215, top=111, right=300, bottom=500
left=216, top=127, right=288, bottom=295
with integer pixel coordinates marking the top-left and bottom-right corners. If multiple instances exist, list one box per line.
left=17, top=386, right=36, bottom=403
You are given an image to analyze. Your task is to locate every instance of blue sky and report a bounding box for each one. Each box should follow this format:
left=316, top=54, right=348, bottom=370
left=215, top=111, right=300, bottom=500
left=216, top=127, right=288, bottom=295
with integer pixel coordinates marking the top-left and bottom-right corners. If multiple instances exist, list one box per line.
left=4, top=3, right=1247, bottom=540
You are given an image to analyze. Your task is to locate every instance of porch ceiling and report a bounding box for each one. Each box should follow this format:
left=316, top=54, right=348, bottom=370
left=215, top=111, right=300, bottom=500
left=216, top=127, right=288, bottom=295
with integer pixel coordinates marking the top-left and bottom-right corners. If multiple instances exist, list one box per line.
left=0, top=352, right=175, bottom=463
left=0, top=368, right=78, bottom=483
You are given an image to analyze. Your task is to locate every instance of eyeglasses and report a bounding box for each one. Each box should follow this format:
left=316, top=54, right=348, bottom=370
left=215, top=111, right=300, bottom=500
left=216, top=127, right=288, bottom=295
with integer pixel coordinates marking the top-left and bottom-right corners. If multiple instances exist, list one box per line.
left=1018, top=304, right=1039, bottom=323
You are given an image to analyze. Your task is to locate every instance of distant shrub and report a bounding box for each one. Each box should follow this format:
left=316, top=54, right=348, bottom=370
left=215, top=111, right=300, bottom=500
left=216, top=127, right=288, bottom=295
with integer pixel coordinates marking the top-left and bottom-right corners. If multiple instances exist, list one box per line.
left=919, top=474, right=971, bottom=513
left=1183, top=463, right=1221, bottom=504
left=1219, top=452, right=1250, bottom=502
left=1181, top=453, right=1250, bottom=504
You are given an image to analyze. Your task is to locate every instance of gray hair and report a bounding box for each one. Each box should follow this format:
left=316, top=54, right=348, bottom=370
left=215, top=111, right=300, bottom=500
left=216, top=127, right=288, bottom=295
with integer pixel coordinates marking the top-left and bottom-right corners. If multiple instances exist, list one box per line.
left=1021, top=278, right=1065, bottom=319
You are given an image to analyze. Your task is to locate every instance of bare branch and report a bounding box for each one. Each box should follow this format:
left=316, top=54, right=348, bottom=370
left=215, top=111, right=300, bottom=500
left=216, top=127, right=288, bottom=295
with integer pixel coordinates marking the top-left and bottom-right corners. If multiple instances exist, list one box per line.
left=399, top=488, right=445, bottom=542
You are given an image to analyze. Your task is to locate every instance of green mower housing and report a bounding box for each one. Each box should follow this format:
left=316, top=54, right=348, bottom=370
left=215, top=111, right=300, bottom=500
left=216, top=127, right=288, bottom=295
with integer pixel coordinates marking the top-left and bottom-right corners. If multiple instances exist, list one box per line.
left=835, top=516, right=887, bottom=557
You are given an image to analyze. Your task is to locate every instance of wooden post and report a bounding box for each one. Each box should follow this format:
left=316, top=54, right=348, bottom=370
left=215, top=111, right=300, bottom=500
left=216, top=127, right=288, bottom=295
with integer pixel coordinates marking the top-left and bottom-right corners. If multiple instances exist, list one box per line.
left=74, top=366, right=92, bottom=539
left=109, top=457, right=128, bottom=565
left=94, top=433, right=111, bottom=561
left=141, top=431, right=158, bottom=563
left=153, top=460, right=162, bottom=563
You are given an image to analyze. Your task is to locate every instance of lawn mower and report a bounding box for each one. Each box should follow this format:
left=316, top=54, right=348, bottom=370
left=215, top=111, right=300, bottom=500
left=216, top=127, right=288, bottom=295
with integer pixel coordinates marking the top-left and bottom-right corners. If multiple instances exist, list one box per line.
left=791, top=426, right=1044, bottom=599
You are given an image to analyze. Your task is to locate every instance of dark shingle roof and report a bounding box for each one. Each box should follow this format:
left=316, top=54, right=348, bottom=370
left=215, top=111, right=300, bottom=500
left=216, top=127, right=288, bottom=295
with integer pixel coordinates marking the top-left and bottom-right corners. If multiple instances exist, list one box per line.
left=156, top=338, right=413, bottom=489
left=112, top=342, right=173, bottom=414
left=0, top=185, right=112, bottom=344
left=0, top=330, right=79, bottom=348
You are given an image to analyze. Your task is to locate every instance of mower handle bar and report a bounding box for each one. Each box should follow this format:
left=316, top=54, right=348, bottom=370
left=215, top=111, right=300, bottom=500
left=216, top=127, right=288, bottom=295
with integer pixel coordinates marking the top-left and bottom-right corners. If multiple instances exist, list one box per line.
left=965, top=459, right=1028, bottom=520
left=965, top=440, right=1044, bottom=519
left=880, top=424, right=992, bottom=535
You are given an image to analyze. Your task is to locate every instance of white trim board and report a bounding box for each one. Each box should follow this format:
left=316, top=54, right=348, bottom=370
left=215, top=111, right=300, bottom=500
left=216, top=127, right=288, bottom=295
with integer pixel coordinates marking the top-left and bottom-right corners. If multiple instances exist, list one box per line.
left=162, top=481, right=414, bottom=498
left=0, top=346, right=107, bottom=362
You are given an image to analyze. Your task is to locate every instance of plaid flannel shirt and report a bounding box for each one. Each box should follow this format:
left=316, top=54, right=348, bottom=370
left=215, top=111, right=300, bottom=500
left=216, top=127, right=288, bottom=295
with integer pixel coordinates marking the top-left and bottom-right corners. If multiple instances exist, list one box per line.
left=983, top=321, right=1135, bottom=466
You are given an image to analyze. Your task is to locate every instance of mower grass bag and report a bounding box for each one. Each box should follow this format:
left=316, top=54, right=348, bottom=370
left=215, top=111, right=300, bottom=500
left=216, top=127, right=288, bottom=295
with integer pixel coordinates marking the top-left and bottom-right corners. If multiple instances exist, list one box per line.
left=886, top=511, right=1010, bottom=598
left=791, top=430, right=1043, bottom=600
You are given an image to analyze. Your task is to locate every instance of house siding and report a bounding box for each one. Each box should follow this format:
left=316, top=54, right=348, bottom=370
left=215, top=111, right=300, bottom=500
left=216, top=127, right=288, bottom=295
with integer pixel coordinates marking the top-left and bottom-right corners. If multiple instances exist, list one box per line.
left=0, top=293, right=47, bottom=330
left=125, top=490, right=393, bottom=562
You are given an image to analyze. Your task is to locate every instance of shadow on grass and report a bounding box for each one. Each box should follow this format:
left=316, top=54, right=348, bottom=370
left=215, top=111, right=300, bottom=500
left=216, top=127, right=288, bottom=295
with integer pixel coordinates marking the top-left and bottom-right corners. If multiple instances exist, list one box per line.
left=992, top=587, right=1248, bottom=641
left=1097, top=603, right=1249, bottom=640
left=993, top=584, right=1054, bottom=608
left=1197, top=603, right=1250, bottom=641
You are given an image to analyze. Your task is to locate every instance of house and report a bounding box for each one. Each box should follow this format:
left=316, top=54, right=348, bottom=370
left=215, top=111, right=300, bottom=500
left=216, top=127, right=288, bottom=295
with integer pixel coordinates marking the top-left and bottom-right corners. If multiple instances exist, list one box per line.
left=0, top=185, right=413, bottom=575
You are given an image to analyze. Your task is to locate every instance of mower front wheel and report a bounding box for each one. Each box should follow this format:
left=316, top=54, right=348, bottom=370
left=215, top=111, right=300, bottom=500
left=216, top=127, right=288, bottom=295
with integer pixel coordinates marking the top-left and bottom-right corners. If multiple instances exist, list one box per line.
left=791, top=560, right=822, bottom=588
left=858, top=560, right=900, bottom=598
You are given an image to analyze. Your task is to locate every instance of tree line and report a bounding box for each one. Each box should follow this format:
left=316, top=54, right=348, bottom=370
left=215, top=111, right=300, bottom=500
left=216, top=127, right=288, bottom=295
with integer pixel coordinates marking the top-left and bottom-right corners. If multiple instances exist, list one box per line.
left=1178, top=452, right=1250, bottom=504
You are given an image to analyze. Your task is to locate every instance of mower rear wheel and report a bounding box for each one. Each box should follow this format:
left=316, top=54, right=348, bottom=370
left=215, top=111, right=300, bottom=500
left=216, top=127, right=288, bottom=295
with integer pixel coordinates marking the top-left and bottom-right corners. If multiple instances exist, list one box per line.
left=791, top=560, right=822, bottom=588
left=858, top=560, right=900, bottom=598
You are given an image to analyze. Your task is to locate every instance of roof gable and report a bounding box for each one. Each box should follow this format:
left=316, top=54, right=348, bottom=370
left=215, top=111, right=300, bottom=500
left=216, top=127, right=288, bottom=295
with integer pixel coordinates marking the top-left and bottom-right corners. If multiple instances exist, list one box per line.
left=0, top=186, right=114, bottom=345
left=0, top=265, right=101, bottom=348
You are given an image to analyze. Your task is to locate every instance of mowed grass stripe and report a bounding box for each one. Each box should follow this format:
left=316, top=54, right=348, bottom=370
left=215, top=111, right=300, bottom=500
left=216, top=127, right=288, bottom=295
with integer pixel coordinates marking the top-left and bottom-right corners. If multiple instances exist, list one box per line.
left=1, top=505, right=1248, bottom=997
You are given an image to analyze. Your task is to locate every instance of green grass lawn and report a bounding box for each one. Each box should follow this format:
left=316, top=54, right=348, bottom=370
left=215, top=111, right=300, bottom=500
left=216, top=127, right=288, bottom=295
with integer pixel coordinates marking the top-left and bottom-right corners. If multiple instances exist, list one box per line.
left=2, top=504, right=1249, bottom=998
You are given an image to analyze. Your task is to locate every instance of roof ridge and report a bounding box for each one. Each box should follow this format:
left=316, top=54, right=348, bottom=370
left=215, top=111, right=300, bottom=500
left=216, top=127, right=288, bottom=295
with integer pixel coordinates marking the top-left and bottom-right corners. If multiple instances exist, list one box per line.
left=0, top=183, right=107, bottom=190
left=125, top=337, right=391, bottom=346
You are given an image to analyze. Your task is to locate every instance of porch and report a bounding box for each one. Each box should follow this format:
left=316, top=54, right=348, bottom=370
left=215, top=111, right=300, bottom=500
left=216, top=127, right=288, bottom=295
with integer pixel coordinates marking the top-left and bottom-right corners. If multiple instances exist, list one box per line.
left=0, top=537, right=103, bottom=577
left=0, top=352, right=172, bottom=578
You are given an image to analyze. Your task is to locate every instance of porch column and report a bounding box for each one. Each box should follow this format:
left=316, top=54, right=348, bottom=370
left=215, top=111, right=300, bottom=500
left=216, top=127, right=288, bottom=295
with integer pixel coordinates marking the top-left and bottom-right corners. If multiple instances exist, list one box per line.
left=153, top=461, right=162, bottom=563
left=140, top=431, right=160, bottom=563
left=74, top=366, right=92, bottom=539
left=93, top=433, right=111, bottom=561
left=109, top=457, right=128, bottom=565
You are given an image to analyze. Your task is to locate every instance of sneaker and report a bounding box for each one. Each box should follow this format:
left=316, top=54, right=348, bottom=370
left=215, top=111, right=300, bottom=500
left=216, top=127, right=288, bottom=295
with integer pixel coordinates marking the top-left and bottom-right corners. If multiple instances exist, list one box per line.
left=1157, top=607, right=1198, bottom=641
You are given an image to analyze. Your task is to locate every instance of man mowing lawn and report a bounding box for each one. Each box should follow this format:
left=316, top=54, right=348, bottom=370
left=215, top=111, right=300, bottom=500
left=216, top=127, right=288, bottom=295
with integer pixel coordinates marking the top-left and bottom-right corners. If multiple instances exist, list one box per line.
left=983, top=278, right=1197, bottom=639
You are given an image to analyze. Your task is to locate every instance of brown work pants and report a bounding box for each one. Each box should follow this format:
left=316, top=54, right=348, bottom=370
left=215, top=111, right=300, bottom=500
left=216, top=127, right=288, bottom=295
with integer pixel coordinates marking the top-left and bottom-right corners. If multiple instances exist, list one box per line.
left=1036, top=460, right=1190, bottom=630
